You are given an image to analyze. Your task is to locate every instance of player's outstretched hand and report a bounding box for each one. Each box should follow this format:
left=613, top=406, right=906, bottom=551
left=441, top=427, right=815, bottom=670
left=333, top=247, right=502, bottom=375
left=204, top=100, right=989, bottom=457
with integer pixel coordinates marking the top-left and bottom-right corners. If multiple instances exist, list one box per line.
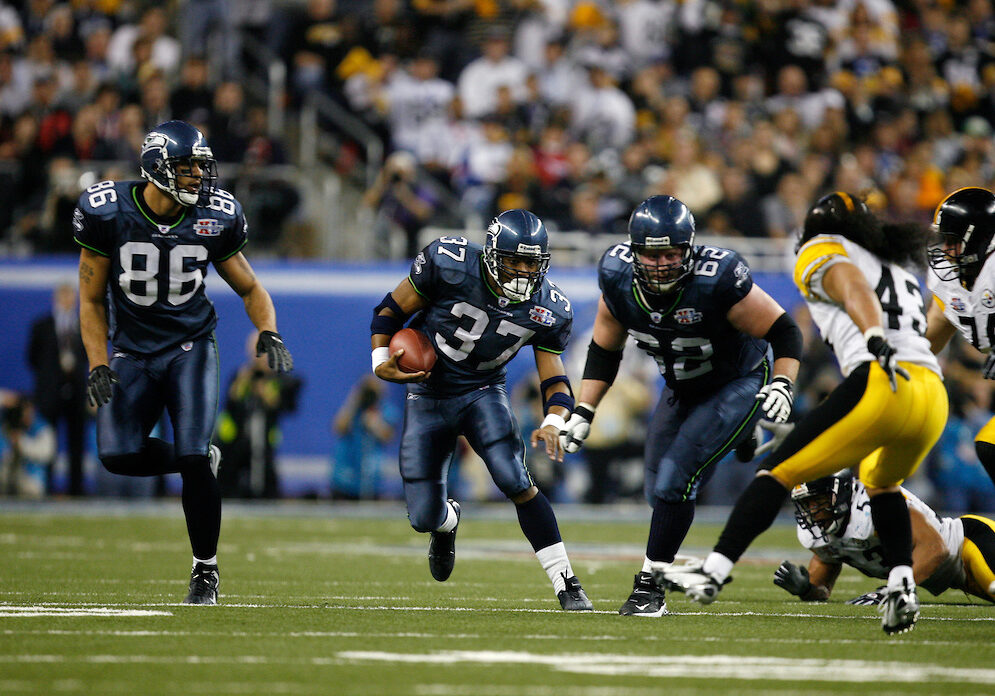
left=846, top=587, right=887, bottom=606
left=559, top=404, right=595, bottom=454
left=755, top=376, right=793, bottom=423
left=374, top=349, right=430, bottom=383
left=531, top=424, right=565, bottom=462
left=865, top=329, right=910, bottom=391
left=773, top=560, right=812, bottom=597
left=87, top=365, right=118, bottom=407
left=256, top=330, right=294, bottom=372
left=755, top=419, right=795, bottom=456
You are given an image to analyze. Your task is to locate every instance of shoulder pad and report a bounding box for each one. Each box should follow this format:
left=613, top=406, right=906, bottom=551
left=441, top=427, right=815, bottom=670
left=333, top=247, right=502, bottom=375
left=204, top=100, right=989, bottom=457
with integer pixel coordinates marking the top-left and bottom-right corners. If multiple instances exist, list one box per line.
left=195, top=187, right=243, bottom=221
left=77, top=180, right=130, bottom=217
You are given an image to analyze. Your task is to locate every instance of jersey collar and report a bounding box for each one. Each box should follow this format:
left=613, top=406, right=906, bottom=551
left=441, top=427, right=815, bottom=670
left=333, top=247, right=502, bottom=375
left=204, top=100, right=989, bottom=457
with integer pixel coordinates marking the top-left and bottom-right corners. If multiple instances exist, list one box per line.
left=132, top=183, right=187, bottom=230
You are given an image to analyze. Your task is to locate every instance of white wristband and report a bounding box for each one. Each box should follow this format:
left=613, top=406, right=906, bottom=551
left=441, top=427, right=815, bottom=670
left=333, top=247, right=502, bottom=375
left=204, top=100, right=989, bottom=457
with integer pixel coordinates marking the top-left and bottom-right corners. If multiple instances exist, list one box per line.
left=863, top=326, right=885, bottom=342
left=372, top=346, right=390, bottom=373
left=541, top=413, right=567, bottom=431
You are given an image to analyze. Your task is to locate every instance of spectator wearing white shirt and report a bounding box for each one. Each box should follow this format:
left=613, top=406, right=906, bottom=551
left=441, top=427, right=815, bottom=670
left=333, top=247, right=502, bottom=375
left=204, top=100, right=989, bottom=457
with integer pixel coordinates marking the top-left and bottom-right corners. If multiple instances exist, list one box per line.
left=382, top=52, right=455, bottom=167
left=457, top=26, right=528, bottom=119
left=570, top=64, right=636, bottom=153
left=106, top=7, right=181, bottom=78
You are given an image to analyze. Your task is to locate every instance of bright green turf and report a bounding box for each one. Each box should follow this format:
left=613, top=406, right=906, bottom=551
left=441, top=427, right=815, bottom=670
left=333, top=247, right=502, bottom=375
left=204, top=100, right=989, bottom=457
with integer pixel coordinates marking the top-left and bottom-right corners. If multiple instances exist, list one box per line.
left=1, top=504, right=994, bottom=696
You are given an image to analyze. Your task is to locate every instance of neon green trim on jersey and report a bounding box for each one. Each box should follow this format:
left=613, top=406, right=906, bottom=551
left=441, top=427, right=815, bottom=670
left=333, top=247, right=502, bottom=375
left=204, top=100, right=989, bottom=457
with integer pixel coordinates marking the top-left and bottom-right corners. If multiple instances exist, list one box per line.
left=407, top=275, right=428, bottom=298
left=535, top=346, right=564, bottom=354
left=632, top=282, right=683, bottom=317
left=217, top=238, right=247, bottom=262
left=74, top=238, right=109, bottom=256
left=132, top=186, right=187, bottom=230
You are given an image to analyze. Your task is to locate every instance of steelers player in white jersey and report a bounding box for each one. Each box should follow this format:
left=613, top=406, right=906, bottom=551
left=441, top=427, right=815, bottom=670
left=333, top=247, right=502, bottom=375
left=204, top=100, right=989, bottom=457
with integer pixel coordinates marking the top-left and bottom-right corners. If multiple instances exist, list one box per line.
left=661, top=192, right=946, bottom=635
left=774, top=470, right=995, bottom=606
left=925, top=187, right=995, bottom=488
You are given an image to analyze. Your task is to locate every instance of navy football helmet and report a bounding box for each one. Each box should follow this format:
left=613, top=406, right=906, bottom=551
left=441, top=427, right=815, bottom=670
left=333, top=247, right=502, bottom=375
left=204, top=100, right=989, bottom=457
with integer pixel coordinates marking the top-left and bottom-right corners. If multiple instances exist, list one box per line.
left=140, top=120, right=217, bottom=206
left=927, top=187, right=995, bottom=291
left=483, top=209, right=551, bottom=302
left=627, top=195, right=696, bottom=297
left=791, top=471, right=854, bottom=543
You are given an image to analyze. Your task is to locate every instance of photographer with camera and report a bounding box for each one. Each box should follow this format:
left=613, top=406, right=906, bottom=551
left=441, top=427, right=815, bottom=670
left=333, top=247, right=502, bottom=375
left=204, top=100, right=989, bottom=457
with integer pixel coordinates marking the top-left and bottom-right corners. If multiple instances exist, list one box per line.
left=331, top=375, right=398, bottom=500
left=215, top=332, right=302, bottom=498
left=0, top=393, right=55, bottom=499
left=362, top=150, right=440, bottom=259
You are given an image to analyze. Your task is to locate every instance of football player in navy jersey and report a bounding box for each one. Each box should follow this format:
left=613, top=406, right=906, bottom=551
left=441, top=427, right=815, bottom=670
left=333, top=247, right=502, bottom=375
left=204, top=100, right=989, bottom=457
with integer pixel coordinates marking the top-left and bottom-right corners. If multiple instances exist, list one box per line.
left=560, top=195, right=802, bottom=616
left=371, top=209, right=593, bottom=611
left=75, top=120, right=294, bottom=605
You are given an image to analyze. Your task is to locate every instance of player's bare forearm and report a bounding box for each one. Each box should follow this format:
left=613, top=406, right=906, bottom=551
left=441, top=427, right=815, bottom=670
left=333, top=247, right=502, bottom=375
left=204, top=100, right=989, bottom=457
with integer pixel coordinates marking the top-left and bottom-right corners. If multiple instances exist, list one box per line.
left=805, top=556, right=841, bottom=600
left=822, top=262, right=885, bottom=334
left=78, top=250, right=111, bottom=369
left=216, top=252, right=278, bottom=332
left=925, top=300, right=957, bottom=354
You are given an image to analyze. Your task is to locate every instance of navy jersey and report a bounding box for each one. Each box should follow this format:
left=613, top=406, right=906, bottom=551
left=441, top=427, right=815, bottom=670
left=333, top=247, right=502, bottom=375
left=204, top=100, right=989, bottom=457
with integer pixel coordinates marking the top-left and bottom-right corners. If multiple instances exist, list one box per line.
left=74, top=180, right=247, bottom=354
left=599, top=242, right=768, bottom=401
left=407, top=236, right=572, bottom=397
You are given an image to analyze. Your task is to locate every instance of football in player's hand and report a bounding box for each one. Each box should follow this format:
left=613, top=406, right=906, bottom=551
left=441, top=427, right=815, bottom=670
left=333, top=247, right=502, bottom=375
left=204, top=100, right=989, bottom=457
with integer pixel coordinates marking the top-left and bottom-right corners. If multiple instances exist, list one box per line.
left=389, top=328, right=437, bottom=374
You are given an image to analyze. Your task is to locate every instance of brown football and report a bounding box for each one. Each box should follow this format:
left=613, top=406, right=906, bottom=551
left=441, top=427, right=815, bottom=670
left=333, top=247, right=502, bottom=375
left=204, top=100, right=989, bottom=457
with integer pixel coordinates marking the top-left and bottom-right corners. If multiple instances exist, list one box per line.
left=389, top=328, right=437, bottom=373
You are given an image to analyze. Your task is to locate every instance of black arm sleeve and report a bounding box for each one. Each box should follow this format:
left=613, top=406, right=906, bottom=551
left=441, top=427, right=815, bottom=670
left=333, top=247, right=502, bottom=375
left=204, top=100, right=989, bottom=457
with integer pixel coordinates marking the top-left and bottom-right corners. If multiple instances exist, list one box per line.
left=764, top=312, right=803, bottom=362
left=582, top=340, right=624, bottom=384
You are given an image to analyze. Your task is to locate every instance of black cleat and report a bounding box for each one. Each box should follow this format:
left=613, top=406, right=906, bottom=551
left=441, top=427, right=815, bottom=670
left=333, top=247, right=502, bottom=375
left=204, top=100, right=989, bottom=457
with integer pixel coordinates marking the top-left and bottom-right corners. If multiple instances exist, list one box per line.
left=618, top=571, right=668, bottom=617
left=428, top=499, right=460, bottom=581
left=557, top=574, right=594, bottom=611
left=183, top=562, right=220, bottom=605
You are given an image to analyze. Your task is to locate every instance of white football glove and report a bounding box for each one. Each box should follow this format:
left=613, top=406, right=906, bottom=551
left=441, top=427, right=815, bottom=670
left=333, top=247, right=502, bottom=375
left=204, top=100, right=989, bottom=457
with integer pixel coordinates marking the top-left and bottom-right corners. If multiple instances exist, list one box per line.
left=559, top=403, right=595, bottom=454
left=755, top=419, right=795, bottom=456
left=755, top=376, right=794, bottom=423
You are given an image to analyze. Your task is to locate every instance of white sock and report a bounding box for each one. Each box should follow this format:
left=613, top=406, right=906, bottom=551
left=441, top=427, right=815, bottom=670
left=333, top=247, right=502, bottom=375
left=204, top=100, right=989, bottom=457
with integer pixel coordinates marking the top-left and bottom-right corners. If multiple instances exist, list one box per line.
left=887, top=565, right=914, bottom=589
left=193, top=555, right=217, bottom=568
left=703, top=552, right=734, bottom=583
left=535, top=542, right=572, bottom=594
left=641, top=556, right=656, bottom=574
left=435, top=501, right=458, bottom=533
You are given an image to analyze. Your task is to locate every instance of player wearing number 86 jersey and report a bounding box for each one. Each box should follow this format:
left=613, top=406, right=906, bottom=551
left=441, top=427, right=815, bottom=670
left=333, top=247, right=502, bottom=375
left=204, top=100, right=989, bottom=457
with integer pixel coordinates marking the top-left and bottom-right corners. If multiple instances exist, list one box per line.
left=75, top=120, right=293, bottom=605
left=370, top=209, right=593, bottom=611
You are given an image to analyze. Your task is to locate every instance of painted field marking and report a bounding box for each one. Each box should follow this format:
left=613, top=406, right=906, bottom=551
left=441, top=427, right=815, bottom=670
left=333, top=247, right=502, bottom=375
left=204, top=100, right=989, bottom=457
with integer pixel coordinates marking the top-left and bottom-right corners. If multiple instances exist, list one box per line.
left=337, top=650, right=995, bottom=685
left=0, top=606, right=172, bottom=618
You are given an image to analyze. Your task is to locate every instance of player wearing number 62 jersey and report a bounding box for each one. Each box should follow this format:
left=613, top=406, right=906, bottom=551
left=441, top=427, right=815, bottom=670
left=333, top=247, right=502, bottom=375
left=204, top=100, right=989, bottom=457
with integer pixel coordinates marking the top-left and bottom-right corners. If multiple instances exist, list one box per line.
left=560, top=195, right=802, bottom=617
left=370, top=209, right=593, bottom=611
left=661, top=192, right=945, bottom=635
left=75, top=120, right=294, bottom=605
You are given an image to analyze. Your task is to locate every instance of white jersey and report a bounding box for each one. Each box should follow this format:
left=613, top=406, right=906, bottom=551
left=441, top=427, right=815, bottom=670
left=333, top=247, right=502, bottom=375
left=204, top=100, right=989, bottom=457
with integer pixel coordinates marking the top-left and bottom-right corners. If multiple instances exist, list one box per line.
left=798, top=481, right=966, bottom=595
left=794, top=234, right=942, bottom=378
left=926, top=252, right=995, bottom=353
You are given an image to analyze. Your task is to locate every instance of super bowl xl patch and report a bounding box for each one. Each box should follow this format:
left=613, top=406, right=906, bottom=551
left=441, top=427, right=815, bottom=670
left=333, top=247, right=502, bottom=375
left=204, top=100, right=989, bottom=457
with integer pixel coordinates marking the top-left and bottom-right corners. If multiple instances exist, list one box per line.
left=194, top=218, right=223, bottom=236
left=529, top=306, right=555, bottom=326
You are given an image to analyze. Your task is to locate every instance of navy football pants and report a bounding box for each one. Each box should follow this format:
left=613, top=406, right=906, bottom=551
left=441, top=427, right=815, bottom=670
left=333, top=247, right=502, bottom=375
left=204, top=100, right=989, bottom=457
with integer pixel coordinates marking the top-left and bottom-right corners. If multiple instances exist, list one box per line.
left=400, top=384, right=531, bottom=532
left=644, top=361, right=767, bottom=505
left=97, top=336, right=219, bottom=462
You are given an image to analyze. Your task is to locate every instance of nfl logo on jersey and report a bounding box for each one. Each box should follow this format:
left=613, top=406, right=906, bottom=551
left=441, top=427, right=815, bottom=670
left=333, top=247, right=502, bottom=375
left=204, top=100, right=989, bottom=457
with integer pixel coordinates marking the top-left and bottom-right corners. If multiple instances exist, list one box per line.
left=194, top=219, right=223, bottom=236
left=529, top=306, right=556, bottom=326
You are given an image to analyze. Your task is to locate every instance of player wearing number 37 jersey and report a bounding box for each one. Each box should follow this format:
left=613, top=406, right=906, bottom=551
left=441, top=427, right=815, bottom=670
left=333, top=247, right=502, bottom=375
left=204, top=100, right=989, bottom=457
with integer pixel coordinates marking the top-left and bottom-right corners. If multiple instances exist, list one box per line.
left=74, top=120, right=294, bottom=605
left=370, top=209, right=593, bottom=611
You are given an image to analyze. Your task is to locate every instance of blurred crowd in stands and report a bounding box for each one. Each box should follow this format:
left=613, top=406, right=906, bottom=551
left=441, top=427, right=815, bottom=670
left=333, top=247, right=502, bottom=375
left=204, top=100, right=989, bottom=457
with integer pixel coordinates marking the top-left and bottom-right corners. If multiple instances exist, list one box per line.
left=2, top=0, right=995, bottom=510
left=1, top=0, right=995, bottom=256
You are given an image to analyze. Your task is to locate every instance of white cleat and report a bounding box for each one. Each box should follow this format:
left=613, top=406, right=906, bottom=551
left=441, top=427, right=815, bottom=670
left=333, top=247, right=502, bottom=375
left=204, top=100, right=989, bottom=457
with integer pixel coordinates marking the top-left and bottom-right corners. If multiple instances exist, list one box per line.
left=879, top=579, right=920, bottom=635
left=654, top=560, right=727, bottom=605
left=209, top=444, right=222, bottom=478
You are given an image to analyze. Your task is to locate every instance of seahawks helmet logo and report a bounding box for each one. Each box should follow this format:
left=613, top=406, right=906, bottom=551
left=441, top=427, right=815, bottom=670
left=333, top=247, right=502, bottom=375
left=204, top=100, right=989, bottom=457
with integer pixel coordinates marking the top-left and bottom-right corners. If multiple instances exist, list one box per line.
left=141, top=132, right=170, bottom=162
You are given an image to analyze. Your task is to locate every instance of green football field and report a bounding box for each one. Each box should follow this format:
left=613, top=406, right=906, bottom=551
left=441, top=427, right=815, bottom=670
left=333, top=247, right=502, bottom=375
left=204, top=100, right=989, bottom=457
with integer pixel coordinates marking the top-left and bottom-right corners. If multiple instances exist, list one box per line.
left=1, top=502, right=993, bottom=695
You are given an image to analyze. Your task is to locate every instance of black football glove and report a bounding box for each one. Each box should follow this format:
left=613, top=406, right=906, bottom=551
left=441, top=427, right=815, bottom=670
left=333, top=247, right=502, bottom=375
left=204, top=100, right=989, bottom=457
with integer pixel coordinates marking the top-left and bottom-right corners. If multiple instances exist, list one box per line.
left=256, top=330, right=294, bottom=372
left=983, top=351, right=995, bottom=380
left=87, top=365, right=118, bottom=408
left=846, top=587, right=888, bottom=606
left=865, top=330, right=910, bottom=392
left=773, top=560, right=813, bottom=597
